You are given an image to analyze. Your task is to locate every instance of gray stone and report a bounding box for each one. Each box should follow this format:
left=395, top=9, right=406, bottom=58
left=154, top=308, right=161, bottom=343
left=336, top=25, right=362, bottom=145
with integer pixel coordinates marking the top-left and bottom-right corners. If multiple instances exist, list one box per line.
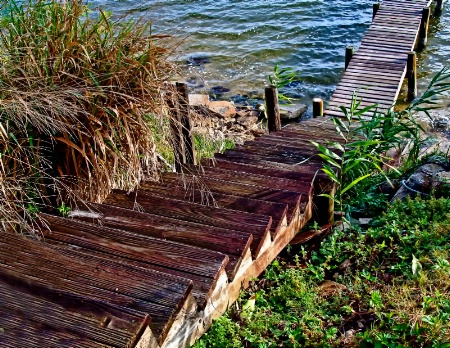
left=414, top=107, right=450, bottom=132
left=279, top=104, right=308, bottom=120
left=236, top=116, right=258, bottom=128
left=236, top=109, right=260, bottom=119
left=318, top=280, right=347, bottom=297
left=391, top=163, right=448, bottom=201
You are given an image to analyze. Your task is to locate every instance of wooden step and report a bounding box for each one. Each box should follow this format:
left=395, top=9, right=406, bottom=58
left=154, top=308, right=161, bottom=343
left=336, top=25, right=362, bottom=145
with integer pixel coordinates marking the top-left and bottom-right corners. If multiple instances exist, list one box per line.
left=102, top=190, right=272, bottom=257
left=71, top=202, right=257, bottom=276
left=0, top=273, right=150, bottom=348
left=40, top=214, right=228, bottom=310
left=159, top=172, right=304, bottom=209
left=118, top=183, right=291, bottom=231
left=181, top=163, right=311, bottom=194
left=0, top=233, right=172, bottom=343
left=201, top=157, right=324, bottom=182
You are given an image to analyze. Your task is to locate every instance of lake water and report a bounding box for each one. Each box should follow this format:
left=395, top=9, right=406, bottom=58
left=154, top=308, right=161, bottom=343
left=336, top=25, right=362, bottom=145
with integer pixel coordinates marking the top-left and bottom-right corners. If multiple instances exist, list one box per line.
left=92, top=0, right=449, bottom=111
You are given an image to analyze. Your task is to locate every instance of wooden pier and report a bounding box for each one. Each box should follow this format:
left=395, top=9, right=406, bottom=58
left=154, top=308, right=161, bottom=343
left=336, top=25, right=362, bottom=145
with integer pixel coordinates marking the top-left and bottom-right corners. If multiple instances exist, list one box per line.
left=324, top=0, right=434, bottom=118
left=0, top=0, right=443, bottom=347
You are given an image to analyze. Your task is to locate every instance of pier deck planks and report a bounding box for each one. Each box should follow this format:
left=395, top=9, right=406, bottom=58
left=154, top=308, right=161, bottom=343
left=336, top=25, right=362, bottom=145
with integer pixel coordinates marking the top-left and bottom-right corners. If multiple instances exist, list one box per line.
left=324, top=0, right=434, bottom=118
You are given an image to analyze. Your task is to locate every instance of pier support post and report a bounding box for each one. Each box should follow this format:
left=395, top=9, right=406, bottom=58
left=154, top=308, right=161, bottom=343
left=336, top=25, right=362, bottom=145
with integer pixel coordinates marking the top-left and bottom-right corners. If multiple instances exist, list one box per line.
left=373, top=2, right=381, bottom=20
left=418, top=7, right=430, bottom=50
left=312, top=98, right=324, bottom=118
left=265, top=85, right=281, bottom=132
left=345, top=46, right=354, bottom=70
left=407, top=51, right=417, bottom=101
left=168, top=87, right=184, bottom=172
left=313, top=180, right=336, bottom=225
left=176, top=82, right=196, bottom=165
left=168, top=82, right=196, bottom=172
left=434, top=0, right=444, bottom=16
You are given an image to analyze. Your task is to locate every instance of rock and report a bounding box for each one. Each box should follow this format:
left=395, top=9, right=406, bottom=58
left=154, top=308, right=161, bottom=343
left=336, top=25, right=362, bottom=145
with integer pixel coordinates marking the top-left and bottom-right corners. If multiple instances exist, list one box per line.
left=391, top=163, right=448, bottom=201
left=279, top=104, right=308, bottom=120
left=236, top=115, right=258, bottom=128
left=433, top=170, right=450, bottom=194
left=318, top=280, right=347, bottom=297
left=236, top=105, right=253, bottom=111
left=338, top=259, right=352, bottom=271
left=343, top=329, right=356, bottom=345
left=231, top=94, right=250, bottom=105
left=188, top=94, right=210, bottom=107
left=210, top=86, right=230, bottom=94
left=256, top=103, right=265, bottom=113
left=414, top=107, right=450, bottom=132
left=187, top=55, right=210, bottom=66
left=229, top=124, right=245, bottom=132
left=434, top=117, right=450, bottom=130
left=251, top=128, right=266, bottom=137
left=208, top=100, right=236, bottom=118
left=186, top=76, right=205, bottom=88
left=358, top=218, right=372, bottom=227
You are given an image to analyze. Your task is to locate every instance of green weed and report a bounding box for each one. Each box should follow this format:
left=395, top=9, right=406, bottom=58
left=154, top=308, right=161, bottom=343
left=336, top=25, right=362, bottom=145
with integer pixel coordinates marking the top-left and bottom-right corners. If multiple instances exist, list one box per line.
left=196, top=197, right=450, bottom=347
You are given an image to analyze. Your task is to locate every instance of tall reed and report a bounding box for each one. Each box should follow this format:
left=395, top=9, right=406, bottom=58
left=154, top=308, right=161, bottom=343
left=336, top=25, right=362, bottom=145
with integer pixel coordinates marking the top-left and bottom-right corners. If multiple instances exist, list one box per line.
left=0, top=0, right=176, bottom=234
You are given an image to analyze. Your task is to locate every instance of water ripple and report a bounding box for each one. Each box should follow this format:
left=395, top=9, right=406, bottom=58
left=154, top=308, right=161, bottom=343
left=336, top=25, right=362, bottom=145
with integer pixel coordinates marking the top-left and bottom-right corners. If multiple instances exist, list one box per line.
left=91, top=0, right=448, bottom=108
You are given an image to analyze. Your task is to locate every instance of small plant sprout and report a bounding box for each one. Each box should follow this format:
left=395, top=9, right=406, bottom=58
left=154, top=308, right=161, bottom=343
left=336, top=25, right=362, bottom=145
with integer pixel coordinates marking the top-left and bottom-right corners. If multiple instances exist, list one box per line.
left=57, top=202, right=71, bottom=217
left=268, top=63, right=301, bottom=103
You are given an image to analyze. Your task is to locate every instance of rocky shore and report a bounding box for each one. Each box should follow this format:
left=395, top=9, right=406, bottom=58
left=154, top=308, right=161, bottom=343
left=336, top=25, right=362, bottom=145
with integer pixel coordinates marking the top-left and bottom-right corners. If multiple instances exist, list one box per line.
left=188, top=93, right=308, bottom=144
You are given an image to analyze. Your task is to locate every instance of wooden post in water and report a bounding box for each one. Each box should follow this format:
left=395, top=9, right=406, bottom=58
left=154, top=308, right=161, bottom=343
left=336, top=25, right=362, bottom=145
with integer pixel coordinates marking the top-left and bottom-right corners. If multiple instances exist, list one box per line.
left=373, top=2, right=380, bottom=20
left=265, top=85, right=281, bottom=132
left=312, top=98, right=324, bottom=118
left=434, top=0, right=444, bottom=16
left=176, top=82, right=196, bottom=165
left=345, top=46, right=354, bottom=70
left=407, top=51, right=417, bottom=101
left=418, top=7, right=430, bottom=50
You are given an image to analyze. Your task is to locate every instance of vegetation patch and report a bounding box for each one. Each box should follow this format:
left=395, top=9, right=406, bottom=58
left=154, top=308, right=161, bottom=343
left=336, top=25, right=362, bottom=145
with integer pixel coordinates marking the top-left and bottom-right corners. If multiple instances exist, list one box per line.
left=0, top=0, right=176, bottom=233
left=195, top=196, right=450, bottom=348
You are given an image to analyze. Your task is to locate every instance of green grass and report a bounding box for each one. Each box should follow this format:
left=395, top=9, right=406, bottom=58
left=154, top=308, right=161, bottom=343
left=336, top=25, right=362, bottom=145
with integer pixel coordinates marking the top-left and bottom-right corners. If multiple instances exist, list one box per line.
left=195, top=196, right=450, bottom=348
left=194, top=134, right=235, bottom=160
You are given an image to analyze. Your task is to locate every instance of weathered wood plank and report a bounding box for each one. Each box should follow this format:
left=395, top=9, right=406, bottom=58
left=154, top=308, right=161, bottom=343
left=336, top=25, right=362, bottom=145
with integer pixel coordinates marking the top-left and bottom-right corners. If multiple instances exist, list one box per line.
left=201, top=157, right=322, bottom=182
left=42, top=214, right=229, bottom=280
left=159, top=172, right=305, bottom=207
left=76, top=202, right=257, bottom=276
left=104, top=192, right=272, bottom=234
left=0, top=233, right=193, bottom=342
left=50, top=243, right=213, bottom=309
left=124, top=183, right=291, bottom=226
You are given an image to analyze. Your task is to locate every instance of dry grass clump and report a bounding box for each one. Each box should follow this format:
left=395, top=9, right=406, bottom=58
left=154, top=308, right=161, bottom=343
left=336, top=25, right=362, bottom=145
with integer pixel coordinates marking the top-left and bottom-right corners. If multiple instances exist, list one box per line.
left=0, top=0, right=177, bottom=233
